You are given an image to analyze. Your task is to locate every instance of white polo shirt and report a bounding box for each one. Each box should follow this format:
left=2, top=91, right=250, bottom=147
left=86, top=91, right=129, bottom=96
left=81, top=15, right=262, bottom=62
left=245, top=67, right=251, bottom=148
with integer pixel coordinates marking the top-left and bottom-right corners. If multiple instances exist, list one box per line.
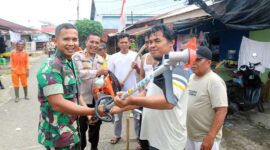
left=108, top=50, right=140, bottom=91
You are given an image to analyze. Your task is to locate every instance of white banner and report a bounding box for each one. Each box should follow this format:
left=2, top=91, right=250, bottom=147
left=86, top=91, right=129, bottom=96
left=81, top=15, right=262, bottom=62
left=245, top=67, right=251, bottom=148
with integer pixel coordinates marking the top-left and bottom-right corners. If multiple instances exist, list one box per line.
left=238, top=36, right=270, bottom=73
left=9, top=30, right=21, bottom=43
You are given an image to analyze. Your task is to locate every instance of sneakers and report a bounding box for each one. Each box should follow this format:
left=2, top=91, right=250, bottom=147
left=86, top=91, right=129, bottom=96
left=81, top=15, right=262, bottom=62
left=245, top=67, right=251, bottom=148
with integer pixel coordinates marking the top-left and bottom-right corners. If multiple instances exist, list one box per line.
left=24, top=96, right=30, bottom=100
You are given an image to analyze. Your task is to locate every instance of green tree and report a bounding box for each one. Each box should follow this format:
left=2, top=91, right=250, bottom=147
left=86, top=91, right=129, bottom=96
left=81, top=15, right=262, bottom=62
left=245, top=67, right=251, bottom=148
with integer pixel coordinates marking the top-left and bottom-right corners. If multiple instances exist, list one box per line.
left=75, top=19, right=103, bottom=48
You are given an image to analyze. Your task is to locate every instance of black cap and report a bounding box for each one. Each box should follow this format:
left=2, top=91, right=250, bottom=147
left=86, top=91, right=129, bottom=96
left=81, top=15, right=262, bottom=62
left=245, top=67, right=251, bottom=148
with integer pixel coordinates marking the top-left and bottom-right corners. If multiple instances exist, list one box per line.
left=196, top=46, right=212, bottom=60
left=99, top=43, right=107, bottom=49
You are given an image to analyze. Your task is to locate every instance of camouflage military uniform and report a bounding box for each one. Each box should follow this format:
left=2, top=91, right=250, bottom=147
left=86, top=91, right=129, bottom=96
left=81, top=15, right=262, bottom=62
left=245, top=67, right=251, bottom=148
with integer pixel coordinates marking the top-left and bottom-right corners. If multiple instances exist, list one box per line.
left=36, top=50, right=80, bottom=149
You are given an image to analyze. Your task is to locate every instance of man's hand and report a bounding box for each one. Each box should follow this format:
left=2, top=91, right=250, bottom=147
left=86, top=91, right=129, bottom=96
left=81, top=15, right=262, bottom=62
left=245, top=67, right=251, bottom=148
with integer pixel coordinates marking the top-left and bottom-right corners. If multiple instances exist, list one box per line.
left=201, top=135, right=215, bottom=150
left=97, top=104, right=106, bottom=116
left=87, top=115, right=92, bottom=121
left=132, top=61, right=140, bottom=74
left=110, top=106, right=124, bottom=114
left=97, top=69, right=108, bottom=76
left=137, top=91, right=146, bottom=97
left=131, top=61, right=139, bottom=70
left=113, top=92, right=130, bottom=108
left=119, top=82, right=124, bottom=89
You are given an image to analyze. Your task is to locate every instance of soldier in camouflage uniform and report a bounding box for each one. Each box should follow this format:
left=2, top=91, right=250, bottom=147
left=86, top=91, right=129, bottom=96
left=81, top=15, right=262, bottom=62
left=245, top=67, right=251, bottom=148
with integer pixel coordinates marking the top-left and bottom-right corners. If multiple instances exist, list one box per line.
left=36, top=23, right=102, bottom=150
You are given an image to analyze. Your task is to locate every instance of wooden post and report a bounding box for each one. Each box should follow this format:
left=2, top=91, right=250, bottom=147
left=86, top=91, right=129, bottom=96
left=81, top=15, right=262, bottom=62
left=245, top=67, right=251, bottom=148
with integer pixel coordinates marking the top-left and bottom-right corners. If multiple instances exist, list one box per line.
left=126, top=117, right=130, bottom=150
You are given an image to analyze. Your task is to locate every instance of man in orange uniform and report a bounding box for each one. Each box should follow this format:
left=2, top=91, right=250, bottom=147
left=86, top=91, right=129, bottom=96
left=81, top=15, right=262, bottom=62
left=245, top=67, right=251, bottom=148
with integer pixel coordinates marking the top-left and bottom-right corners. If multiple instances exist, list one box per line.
left=10, top=39, right=30, bottom=102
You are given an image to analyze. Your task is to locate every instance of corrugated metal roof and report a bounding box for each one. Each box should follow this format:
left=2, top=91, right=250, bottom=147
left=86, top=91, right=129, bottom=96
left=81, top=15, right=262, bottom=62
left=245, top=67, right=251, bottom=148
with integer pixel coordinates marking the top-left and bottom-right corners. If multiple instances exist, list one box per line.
left=101, top=29, right=118, bottom=42
left=158, top=4, right=201, bottom=20
left=0, top=18, right=37, bottom=33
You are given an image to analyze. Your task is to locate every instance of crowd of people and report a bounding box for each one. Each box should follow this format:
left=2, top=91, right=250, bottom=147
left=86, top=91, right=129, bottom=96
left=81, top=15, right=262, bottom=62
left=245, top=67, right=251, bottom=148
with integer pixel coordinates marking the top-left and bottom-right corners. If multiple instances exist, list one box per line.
left=34, top=23, right=227, bottom=150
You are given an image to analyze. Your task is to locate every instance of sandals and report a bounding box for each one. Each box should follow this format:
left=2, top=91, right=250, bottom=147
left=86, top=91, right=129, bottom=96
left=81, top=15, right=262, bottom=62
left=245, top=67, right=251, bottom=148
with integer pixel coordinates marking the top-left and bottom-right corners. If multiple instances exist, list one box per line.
left=136, top=145, right=142, bottom=150
left=110, top=137, right=121, bottom=144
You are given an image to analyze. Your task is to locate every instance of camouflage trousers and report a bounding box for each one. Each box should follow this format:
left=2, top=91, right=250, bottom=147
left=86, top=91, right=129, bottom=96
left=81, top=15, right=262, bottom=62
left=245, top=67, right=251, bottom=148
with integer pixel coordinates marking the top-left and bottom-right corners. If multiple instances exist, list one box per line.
left=45, top=143, right=80, bottom=150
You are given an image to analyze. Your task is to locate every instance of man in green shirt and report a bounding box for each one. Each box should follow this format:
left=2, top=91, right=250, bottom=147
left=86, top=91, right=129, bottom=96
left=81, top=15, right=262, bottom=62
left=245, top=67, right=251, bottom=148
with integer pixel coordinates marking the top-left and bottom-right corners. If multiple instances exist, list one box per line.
left=36, top=23, right=102, bottom=150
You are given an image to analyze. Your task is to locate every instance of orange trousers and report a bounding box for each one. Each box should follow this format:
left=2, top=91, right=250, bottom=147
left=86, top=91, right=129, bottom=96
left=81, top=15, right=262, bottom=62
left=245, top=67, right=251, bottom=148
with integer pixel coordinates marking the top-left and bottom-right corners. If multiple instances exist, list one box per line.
left=12, top=73, right=28, bottom=88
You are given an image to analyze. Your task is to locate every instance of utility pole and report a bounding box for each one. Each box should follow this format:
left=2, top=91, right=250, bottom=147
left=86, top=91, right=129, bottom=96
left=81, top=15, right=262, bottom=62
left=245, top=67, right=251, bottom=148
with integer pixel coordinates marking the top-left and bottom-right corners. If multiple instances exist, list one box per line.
left=77, top=0, right=79, bottom=20
left=131, top=11, right=133, bottom=24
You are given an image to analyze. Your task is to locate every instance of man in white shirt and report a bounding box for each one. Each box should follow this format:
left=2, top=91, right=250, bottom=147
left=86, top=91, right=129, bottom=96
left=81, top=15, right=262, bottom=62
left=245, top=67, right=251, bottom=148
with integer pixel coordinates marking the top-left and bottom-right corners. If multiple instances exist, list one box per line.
left=113, top=25, right=189, bottom=150
left=108, top=33, right=141, bottom=144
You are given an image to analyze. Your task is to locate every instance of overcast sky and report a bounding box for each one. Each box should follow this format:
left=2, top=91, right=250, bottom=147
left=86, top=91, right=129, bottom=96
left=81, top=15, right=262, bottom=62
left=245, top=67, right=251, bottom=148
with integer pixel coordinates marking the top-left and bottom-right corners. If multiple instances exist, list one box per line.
left=0, top=0, right=91, bottom=28
left=95, top=0, right=184, bottom=15
left=0, top=0, right=185, bottom=29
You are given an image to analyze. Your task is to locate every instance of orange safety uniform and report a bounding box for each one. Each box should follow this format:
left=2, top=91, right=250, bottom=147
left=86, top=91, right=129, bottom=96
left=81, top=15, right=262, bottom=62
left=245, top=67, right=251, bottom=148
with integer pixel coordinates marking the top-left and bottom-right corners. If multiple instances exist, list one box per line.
left=10, top=49, right=29, bottom=88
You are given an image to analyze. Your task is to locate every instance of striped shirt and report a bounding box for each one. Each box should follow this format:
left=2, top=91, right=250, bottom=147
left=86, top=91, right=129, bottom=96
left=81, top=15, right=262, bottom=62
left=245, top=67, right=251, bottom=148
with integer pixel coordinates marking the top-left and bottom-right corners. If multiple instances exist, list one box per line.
left=72, top=50, right=104, bottom=104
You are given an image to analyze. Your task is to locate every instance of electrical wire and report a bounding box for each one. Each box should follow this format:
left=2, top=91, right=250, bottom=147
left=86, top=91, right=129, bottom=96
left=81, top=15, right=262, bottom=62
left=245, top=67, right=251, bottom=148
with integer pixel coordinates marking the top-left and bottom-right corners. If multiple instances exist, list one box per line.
left=130, top=3, right=183, bottom=14
left=143, top=2, right=184, bottom=14
left=97, top=0, right=181, bottom=12
left=100, top=0, right=163, bottom=12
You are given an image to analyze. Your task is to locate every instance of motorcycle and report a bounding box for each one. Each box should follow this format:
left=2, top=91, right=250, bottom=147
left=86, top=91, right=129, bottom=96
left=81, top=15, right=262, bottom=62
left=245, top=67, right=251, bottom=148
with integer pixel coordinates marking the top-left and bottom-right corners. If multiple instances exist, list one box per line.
left=226, top=62, right=264, bottom=114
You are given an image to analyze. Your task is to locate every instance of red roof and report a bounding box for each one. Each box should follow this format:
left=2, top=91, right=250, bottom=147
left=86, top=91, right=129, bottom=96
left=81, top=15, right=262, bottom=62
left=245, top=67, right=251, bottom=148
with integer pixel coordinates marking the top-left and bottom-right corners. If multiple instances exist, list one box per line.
left=127, top=25, right=152, bottom=35
left=0, top=18, right=36, bottom=33
left=41, top=26, right=55, bottom=34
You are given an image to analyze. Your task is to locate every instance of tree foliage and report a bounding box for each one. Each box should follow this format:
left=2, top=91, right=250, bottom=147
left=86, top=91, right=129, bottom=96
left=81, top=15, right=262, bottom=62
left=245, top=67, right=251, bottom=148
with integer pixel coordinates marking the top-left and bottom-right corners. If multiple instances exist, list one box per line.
left=75, top=19, right=103, bottom=48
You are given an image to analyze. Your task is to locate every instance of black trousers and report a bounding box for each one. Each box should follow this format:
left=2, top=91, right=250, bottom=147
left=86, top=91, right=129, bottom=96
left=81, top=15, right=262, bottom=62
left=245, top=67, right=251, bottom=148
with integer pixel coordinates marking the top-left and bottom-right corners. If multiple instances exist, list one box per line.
left=0, top=79, right=4, bottom=89
left=79, top=103, right=102, bottom=150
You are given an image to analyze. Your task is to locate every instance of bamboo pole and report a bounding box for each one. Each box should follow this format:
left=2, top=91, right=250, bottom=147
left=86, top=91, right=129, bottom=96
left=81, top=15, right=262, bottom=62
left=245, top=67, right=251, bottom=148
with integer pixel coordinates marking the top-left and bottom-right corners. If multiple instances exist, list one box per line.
left=126, top=117, right=130, bottom=150
left=122, top=44, right=146, bottom=84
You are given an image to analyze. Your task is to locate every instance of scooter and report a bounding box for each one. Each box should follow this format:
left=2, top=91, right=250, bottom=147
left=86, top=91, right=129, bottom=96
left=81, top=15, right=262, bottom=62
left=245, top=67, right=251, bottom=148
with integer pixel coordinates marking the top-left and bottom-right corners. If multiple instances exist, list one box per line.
left=226, top=62, right=264, bottom=114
